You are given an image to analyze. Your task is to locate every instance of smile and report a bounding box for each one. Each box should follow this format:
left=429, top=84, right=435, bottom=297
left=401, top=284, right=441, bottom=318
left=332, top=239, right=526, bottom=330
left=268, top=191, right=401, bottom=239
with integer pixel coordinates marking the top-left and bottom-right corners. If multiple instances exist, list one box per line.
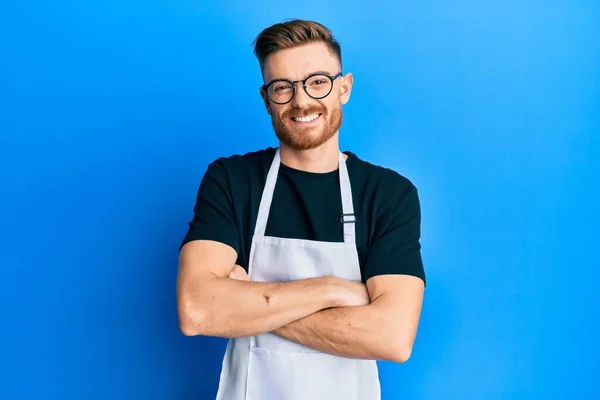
left=291, top=113, right=321, bottom=123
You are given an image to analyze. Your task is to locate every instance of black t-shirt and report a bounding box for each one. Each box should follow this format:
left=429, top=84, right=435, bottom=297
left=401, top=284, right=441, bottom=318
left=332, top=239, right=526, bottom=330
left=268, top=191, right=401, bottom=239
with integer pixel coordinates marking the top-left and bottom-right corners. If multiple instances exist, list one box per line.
left=181, top=147, right=426, bottom=285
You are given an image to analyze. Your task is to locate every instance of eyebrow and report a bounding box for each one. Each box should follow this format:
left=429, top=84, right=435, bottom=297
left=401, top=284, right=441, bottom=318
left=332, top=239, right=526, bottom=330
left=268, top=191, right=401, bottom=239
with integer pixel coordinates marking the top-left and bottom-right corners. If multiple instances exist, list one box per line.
left=264, top=70, right=334, bottom=86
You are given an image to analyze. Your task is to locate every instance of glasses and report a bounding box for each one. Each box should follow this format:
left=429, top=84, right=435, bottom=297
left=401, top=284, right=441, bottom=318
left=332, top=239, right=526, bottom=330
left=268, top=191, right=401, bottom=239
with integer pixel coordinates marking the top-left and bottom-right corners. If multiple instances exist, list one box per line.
left=262, top=72, right=343, bottom=105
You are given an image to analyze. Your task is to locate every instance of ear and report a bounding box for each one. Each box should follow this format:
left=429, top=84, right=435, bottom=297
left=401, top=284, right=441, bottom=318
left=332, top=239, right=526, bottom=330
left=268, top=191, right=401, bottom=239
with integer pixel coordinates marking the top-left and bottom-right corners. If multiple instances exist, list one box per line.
left=260, top=86, right=272, bottom=115
left=339, top=72, right=353, bottom=105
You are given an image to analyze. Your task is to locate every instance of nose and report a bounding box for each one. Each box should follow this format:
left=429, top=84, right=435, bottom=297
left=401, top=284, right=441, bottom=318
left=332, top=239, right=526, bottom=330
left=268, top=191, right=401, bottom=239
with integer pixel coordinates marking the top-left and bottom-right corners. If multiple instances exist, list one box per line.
left=291, top=83, right=312, bottom=109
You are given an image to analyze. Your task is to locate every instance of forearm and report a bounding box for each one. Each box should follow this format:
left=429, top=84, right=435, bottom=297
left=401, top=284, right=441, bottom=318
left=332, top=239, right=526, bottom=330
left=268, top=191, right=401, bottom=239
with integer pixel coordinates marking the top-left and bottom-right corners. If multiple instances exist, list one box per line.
left=273, top=303, right=400, bottom=361
left=180, top=276, right=338, bottom=338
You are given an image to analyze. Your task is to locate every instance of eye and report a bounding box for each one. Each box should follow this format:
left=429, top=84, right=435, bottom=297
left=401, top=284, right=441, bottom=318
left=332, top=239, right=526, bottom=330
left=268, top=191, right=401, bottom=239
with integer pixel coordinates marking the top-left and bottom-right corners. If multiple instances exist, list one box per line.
left=273, top=84, right=291, bottom=92
left=270, top=81, right=293, bottom=93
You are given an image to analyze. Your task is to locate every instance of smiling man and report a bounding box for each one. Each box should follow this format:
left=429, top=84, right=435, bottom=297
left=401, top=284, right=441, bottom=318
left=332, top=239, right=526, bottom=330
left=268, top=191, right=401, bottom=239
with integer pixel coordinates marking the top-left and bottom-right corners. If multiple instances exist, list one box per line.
left=176, top=19, right=426, bottom=400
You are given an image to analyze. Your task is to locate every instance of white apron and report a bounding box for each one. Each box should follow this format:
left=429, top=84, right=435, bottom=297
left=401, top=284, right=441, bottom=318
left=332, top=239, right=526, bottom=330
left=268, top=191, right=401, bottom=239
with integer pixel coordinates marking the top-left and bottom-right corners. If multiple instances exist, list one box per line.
left=215, top=148, right=381, bottom=400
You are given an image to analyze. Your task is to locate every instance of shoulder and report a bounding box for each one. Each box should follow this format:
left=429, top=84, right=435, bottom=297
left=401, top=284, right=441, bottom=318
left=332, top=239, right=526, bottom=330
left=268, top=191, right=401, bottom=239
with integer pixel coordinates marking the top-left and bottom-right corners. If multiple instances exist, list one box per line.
left=204, top=147, right=277, bottom=183
left=345, top=151, right=418, bottom=204
left=210, top=147, right=276, bottom=172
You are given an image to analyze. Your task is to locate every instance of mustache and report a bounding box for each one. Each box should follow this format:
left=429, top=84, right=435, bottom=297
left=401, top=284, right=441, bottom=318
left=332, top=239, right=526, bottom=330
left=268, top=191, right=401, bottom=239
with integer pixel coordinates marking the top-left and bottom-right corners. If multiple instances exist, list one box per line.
left=283, top=106, right=326, bottom=119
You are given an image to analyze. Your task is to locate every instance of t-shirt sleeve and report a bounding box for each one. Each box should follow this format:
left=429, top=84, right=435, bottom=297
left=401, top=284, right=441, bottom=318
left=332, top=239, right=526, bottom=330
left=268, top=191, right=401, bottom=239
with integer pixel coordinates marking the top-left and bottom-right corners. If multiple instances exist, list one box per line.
left=180, top=161, right=239, bottom=254
left=363, top=183, right=426, bottom=286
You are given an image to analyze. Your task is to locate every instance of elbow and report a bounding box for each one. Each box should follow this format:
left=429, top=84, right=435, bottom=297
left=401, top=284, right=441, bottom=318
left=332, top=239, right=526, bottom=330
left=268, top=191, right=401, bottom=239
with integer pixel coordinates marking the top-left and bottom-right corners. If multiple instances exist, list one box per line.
left=384, top=330, right=415, bottom=363
left=180, top=323, right=199, bottom=337
left=178, top=296, right=236, bottom=339
left=178, top=298, right=208, bottom=337
left=389, top=340, right=413, bottom=363
left=180, top=316, right=201, bottom=337
left=179, top=313, right=203, bottom=337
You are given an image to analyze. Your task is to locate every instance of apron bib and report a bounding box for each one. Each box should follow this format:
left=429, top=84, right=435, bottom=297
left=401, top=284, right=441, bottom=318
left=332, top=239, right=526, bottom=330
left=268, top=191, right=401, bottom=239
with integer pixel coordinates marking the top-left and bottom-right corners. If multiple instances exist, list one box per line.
left=216, top=149, right=380, bottom=400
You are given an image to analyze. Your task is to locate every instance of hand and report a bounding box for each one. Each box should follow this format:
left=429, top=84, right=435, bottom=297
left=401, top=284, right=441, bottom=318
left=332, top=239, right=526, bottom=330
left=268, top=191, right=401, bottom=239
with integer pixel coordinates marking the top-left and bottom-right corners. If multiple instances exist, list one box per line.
left=228, top=264, right=251, bottom=281
left=329, top=277, right=370, bottom=308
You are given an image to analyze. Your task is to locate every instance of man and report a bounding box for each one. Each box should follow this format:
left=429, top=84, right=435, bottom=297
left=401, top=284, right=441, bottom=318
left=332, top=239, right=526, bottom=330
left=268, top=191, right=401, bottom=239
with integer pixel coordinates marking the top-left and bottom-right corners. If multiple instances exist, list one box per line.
left=176, top=19, right=426, bottom=400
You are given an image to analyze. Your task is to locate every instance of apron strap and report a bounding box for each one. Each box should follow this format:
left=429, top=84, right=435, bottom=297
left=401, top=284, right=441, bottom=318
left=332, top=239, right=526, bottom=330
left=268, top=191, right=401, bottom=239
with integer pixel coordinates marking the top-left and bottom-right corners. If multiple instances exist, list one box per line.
left=253, top=148, right=356, bottom=245
left=253, top=149, right=281, bottom=238
left=338, top=151, right=356, bottom=245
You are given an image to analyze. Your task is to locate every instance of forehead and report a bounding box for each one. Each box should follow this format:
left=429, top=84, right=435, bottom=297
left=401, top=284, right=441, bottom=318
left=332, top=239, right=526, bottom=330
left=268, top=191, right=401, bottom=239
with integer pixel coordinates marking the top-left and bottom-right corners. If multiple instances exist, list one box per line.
left=262, top=42, right=340, bottom=82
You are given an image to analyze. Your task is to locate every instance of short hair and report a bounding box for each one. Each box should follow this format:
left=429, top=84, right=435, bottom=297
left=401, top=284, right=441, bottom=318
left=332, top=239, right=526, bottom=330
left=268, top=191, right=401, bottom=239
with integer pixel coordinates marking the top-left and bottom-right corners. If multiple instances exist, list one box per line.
left=252, top=19, right=342, bottom=74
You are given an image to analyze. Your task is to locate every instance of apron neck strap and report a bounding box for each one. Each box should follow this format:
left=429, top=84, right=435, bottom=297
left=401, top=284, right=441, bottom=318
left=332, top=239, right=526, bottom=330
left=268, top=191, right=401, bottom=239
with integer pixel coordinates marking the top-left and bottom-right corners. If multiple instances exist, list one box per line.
left=253, top=148, right=356, bottom=244
left=337, top=151, right=356, bottom=244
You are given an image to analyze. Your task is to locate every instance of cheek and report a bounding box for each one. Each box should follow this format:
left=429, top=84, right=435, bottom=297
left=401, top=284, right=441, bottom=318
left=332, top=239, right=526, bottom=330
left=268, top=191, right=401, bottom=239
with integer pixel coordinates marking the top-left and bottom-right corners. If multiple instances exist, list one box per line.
left=321, top=101, right=337, bottom=114
left=273, top=106, right=290, bottom=120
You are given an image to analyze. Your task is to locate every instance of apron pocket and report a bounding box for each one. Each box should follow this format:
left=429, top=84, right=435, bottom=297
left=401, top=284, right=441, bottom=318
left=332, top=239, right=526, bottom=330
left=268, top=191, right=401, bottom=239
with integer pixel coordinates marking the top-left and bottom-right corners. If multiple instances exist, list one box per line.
left=246, top=345, right=357, bottom=400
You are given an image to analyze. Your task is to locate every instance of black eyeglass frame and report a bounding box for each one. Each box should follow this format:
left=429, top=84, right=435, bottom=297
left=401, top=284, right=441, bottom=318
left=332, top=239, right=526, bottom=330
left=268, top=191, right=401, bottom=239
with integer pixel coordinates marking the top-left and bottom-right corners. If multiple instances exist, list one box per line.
left=261, top=72, right=343, bottom=105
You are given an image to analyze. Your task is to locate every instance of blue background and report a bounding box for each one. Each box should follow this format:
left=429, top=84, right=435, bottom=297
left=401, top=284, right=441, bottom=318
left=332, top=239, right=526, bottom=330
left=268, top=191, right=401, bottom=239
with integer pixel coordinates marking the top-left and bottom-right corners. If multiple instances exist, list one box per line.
left=1, top=0, right=598, bottom=398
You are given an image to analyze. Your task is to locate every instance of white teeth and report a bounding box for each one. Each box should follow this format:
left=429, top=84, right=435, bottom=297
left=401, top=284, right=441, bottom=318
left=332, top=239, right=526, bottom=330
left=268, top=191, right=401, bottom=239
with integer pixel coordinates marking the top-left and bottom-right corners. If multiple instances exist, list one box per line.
left=292, top=113, right=319, bottom=122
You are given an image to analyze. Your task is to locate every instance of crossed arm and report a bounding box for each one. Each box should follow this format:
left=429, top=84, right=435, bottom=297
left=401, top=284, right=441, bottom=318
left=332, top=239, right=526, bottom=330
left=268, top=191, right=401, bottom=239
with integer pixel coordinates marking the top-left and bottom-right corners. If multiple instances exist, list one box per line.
left=271, top=273, right=423, bottom=362
left=176, top=240, right=424, bottom=363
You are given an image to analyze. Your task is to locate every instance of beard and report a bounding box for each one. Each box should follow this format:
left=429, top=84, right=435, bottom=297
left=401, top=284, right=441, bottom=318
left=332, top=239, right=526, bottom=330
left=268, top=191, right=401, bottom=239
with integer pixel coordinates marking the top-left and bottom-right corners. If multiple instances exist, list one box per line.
left=271, top=104, right=342, bottom=151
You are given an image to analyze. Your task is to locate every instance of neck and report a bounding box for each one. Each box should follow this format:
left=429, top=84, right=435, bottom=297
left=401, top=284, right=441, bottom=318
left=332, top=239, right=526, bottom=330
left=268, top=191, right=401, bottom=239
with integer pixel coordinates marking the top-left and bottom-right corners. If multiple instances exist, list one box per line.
left=279, top=135, right=347, bottom=173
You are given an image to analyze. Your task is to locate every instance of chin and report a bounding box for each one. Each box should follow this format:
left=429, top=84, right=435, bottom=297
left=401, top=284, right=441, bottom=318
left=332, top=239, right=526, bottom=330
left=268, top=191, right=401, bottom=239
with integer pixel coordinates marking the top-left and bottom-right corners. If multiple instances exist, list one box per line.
left=272, top=111, right=341, bottom=151
left=277, top=131, right=335, bottom=151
